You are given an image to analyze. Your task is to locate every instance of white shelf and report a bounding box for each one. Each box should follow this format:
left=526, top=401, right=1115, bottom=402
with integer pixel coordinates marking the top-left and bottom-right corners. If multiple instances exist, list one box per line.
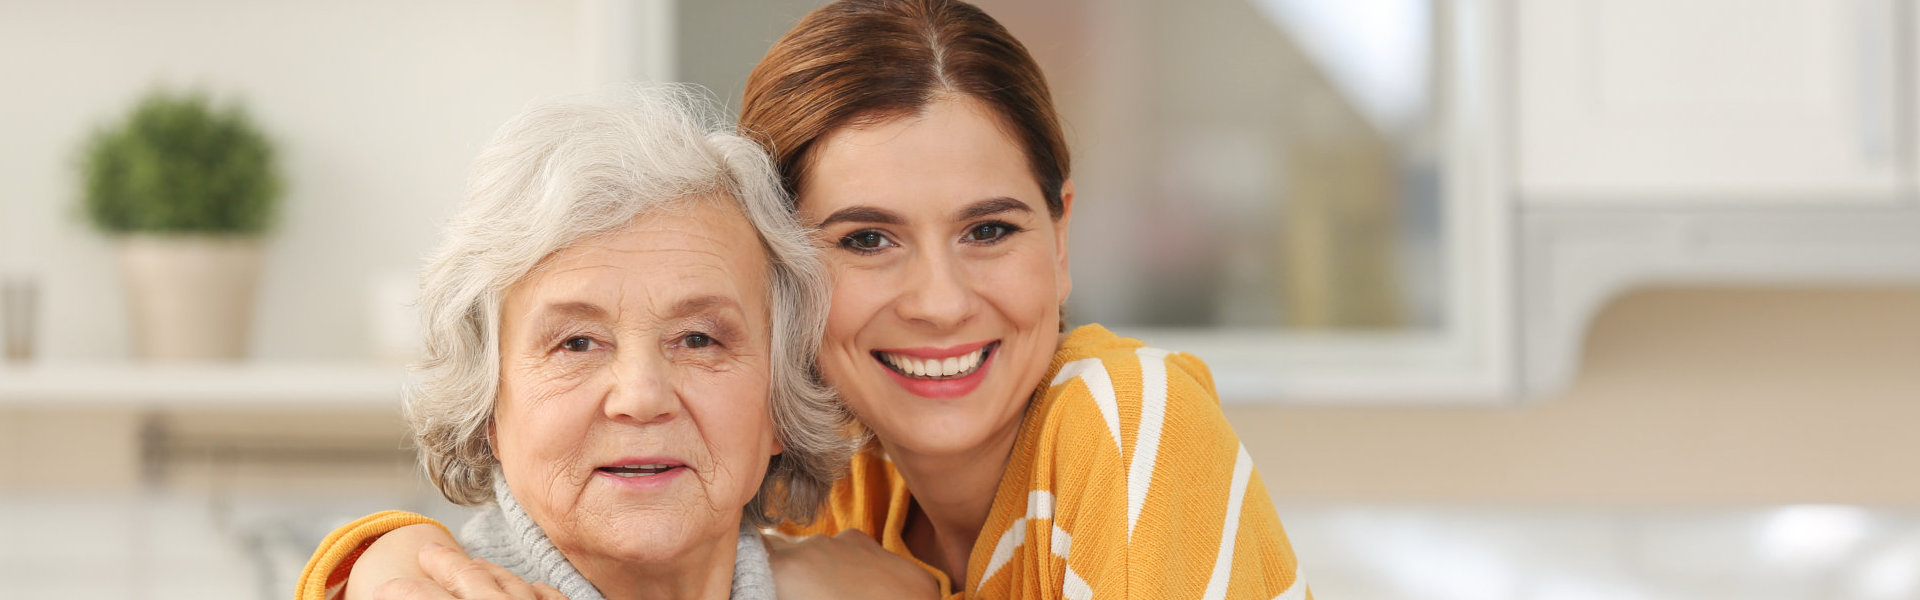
left=0, top=362, right=406, bottom=409
left=1132, top=329, right=1514, bottom=405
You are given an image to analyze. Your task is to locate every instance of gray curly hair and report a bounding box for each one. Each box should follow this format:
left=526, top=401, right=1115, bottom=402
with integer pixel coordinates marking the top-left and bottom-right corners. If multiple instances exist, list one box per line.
left=407, top=84, right=854, bottom=527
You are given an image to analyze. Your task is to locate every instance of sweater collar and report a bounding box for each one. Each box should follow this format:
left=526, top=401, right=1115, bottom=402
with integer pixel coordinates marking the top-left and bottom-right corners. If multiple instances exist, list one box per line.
left=478, top=474, right=775, bottom=600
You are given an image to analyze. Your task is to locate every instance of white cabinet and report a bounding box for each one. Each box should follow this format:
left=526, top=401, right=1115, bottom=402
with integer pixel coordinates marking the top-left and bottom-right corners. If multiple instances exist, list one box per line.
left=1517, top=0, right=1903, bottom=202
left=1148, top=0, right=1918, bottom=401
left=1513, top=0, right=1920, bottom=395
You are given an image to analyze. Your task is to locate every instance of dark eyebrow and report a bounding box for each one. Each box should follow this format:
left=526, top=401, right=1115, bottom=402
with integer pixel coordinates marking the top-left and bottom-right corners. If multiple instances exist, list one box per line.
left=817, top=206, right=905, bottom=229
left=817, top=197, right=1034, bottom=229
left=956, top=197, right=1034, bottom=222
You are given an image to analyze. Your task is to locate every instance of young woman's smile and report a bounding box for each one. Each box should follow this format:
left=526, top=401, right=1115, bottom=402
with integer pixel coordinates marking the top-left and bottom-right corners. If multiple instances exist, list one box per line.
left=797, top=95, right=1073, bottom=458
left=871, top=339, right=1001, bottom=398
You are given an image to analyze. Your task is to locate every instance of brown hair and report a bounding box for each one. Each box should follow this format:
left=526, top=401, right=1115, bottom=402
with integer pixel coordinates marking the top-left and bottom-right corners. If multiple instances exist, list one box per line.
left=739, top=0, right=1069, bottom=218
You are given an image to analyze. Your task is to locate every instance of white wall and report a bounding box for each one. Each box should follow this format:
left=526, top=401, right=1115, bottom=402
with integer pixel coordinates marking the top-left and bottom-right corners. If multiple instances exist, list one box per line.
left=0, top=0, right=613, bottom=361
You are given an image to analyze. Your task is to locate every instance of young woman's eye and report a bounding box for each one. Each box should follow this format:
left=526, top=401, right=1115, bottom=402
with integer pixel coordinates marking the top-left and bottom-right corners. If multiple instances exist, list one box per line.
left=839, top=230, right=895, bottom=253
left=559, top=336, right=596, bottom=352
left=963, top=222, right=1021, bottom=243
left=682, top=332, right=714, bottom=349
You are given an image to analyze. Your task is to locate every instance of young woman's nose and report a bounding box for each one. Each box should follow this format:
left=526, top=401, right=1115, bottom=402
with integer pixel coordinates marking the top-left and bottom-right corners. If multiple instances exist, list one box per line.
left=604, top=347, right=680, bottom=426
left=893, top=247, right=977, bottom=330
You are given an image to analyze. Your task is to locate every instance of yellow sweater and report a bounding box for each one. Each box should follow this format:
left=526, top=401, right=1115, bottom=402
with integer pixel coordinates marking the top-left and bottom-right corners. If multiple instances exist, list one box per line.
left=784, top=324, right=1310, bottom=599
left=298, top=324, right=1310, bottom=599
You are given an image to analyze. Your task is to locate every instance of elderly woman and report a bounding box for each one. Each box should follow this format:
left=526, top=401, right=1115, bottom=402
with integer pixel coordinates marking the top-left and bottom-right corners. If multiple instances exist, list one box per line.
left=295, top=86, right=856, bottom=600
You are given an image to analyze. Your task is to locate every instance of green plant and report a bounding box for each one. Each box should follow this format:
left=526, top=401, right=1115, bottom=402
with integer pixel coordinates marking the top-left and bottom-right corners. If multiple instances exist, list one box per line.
left=80, top=88, right=281, bottom=235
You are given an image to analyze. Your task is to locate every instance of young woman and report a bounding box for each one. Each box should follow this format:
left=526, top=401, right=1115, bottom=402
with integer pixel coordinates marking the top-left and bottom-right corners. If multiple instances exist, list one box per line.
left=305, top=1, right=1309, bottom=598
left=741, top=2, right=1307, bottom=598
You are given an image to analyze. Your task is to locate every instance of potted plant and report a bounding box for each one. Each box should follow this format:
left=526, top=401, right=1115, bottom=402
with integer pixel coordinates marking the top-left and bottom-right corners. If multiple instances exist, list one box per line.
left=80, top=88, right=282, bottom=361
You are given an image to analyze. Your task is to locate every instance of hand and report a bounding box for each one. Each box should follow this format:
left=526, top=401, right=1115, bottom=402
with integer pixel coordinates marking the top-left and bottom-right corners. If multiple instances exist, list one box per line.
left=371, top=542, right=568, bottom=600
left=767, top=531, right=940, bottom=600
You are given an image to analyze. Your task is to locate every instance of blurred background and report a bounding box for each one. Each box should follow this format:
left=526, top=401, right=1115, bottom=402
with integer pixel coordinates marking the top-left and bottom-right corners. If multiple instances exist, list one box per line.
left=2, top=0, right=1917, bottom=598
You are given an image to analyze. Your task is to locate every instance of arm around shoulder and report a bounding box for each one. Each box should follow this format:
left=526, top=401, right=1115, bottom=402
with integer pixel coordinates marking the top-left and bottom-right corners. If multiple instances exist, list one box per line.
left=294, top=510, right=453, bottom=600
left=343, top=523, right=461, bottom=600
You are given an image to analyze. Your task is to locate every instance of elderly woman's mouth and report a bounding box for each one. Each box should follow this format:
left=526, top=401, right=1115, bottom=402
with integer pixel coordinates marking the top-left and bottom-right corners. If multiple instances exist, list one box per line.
left=596, top=459, right=688, bottom=479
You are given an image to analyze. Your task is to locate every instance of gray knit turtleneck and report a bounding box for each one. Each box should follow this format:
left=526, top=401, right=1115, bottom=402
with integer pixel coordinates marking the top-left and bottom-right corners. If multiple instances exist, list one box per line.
left=455, top=476, right=776, bottom=600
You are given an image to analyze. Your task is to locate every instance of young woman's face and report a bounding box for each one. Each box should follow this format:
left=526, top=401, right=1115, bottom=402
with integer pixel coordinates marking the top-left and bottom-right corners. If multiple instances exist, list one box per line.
left=796, top=96, right=1072, bottom=459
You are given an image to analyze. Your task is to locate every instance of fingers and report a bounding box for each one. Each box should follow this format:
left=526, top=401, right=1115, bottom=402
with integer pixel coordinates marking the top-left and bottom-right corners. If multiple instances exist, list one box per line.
left=418, top=542, right=510, bottom=596
left=477, top=558, right=544, bottom=600
left=417, top=542, right=473, bottom=573
left=413, top=542, right=557, bottom=600
left=532, top=582, right=570, bottom=600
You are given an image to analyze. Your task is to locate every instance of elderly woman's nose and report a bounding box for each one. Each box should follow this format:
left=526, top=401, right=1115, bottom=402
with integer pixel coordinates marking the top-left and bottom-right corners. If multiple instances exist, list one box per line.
left=602, top=349, right=681, bottom=425
left=893, top=249, right=978, bottom=330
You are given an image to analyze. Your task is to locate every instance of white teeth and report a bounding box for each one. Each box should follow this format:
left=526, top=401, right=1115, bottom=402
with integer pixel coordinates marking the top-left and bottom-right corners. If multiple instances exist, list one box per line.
left=602, top=464, right=674, bottom=477
left=879, top=346, right=988, bottom=380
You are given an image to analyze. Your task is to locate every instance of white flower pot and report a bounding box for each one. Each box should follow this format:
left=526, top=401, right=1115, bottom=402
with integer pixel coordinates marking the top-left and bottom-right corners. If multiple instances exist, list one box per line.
left=119, top=235, right=264, bottom=361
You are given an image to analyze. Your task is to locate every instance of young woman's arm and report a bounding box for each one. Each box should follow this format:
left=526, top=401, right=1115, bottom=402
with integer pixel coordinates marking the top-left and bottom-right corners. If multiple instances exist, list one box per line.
left=766, top=530, right=942, bottom=600
left=342, top=523, right=460, bottom=599
left=295, top=511, right=455, bottom=600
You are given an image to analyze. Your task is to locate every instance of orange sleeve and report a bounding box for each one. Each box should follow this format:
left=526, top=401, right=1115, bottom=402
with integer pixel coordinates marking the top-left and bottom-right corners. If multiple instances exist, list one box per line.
left=1168, top=351, right=1218, bottom=400
left=295, top=510, right=451, bottom=600
left=1116, top=351, right=1307, bottom=599
left=1038, top=344, right=1309, bottom=599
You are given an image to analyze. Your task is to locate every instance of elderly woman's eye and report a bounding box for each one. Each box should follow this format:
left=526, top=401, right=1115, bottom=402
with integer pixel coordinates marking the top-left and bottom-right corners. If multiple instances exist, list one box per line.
left=683, top=332, right=714, bottom=349
left=839, top=230, right=894, bottom=252
left=560, top=336, right=595, bottom=352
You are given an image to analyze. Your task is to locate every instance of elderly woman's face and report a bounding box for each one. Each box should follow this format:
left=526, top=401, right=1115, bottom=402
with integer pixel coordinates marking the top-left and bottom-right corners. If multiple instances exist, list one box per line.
left=491, top=198, right=779, bottom=570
